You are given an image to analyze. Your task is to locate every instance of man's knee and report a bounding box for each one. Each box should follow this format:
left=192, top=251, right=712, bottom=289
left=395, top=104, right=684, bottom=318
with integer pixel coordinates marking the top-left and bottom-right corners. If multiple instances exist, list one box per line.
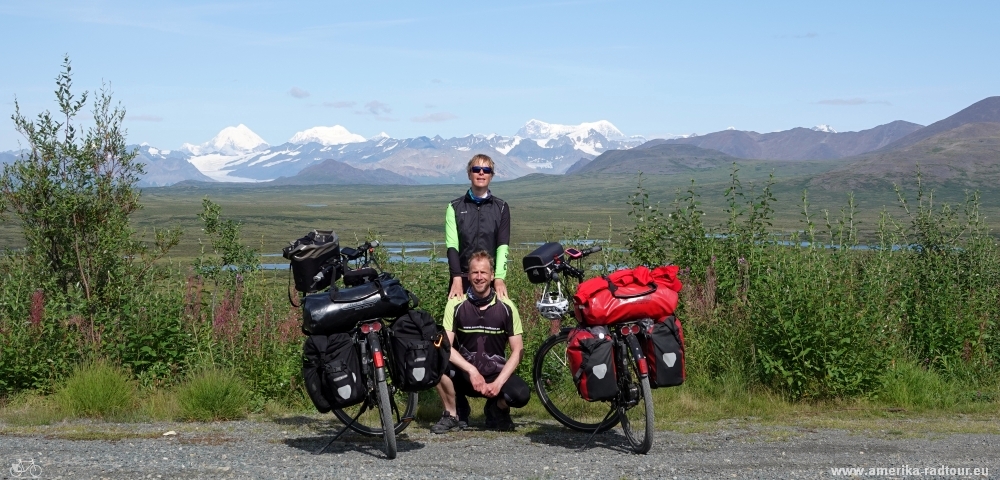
left=502, top=376, right=531, bottom=409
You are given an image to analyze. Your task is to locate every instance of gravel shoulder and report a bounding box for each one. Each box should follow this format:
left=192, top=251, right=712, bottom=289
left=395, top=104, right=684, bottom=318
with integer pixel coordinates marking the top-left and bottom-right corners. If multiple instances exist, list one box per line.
left=2, top=414, right=998, bottom=479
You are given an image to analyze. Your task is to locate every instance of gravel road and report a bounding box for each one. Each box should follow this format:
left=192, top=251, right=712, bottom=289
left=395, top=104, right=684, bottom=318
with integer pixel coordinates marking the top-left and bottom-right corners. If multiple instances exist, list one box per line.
left=1, top=415, right=997, bottom=479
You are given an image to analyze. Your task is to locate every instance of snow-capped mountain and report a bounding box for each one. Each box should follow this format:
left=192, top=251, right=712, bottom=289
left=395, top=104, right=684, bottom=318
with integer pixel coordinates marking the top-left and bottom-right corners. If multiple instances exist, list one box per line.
left=124, top=120, right=644, bottom=185
left=812, top=124, right=837, bottom=133
left=181, top=124, right=269, bottom=156
left=517, top=119, right=628, bottom=141
left=289, top=125, right=367, bottom=146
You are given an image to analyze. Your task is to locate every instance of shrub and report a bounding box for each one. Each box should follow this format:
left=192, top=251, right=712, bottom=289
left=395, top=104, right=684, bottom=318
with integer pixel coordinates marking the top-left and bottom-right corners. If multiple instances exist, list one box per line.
left=176, top=368, right=251, bottom=421
left=56, top=360, right=136, bottom=419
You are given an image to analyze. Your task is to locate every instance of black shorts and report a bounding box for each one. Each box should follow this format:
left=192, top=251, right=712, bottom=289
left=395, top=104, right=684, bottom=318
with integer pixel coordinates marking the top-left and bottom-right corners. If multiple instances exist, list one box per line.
left=446, top=367, right=530, bottom=409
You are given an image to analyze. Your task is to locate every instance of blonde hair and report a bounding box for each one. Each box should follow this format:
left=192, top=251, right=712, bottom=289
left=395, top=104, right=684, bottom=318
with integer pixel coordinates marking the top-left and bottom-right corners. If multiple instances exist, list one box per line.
left=468, top=250, right=495, bottom=271
left=467, top=154, right=495, bottom=174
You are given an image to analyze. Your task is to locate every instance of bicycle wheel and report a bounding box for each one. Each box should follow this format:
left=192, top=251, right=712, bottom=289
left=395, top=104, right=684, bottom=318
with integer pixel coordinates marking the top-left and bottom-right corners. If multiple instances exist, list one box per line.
left=533, top=331, right=619, bottom=432
left=375, top=375, right=398, bottom=459
left=618, top=342, right=654, bottom=454
left=332, top=386, right=418, bottom=436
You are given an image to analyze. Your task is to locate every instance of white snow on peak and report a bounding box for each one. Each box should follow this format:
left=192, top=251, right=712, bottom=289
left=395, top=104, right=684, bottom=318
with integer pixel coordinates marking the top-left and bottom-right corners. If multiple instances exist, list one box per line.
left=726, top=126, right=736, bottom=130
left=516, top=119, right=627, bottom=141
left=147, top=147, right=160, bottom=155
left=812, top=124, right=837, bottom=133
left=370, top=132, right=390, bottom=141
left=289, top=125, right=366, bottom=146
left=182, top=124, right=269, bottom=156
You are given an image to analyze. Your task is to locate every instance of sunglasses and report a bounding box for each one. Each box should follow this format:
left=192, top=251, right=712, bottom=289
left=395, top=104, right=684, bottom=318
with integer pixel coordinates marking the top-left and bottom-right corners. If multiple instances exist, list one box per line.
left=470, top=166, right=494, bottom=174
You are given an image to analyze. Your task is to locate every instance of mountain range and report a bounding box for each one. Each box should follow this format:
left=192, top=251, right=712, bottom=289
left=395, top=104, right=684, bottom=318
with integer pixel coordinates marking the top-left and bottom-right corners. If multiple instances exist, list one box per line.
left=3, top=97, right=999, bottom=190
left=576, top=96, right=1000, bottom=191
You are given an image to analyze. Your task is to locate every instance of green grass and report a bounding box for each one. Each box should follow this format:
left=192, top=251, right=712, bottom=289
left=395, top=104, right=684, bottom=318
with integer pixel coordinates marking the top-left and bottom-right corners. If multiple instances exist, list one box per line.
left=55, top=361, right=137, bottom=420
left=176, top=368, right=252, bottom=421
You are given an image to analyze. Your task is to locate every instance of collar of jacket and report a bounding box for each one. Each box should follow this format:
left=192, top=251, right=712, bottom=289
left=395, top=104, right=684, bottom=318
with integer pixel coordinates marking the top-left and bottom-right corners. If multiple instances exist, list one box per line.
left=466, top=188, right=492, bottom=205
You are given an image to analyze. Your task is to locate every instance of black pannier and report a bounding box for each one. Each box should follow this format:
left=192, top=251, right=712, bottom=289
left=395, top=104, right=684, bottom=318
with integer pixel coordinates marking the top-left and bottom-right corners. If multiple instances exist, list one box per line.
left=302, top=276, right=412, bottom=335
left=567, top=326, right=619, bottom=401
left=522, top=242, right=564, bottom=284
left=643, top=316, right=686, bottom=388
left=389, top=310, right=451, bottom=392
left=302, top=332, right=365, bottom=411
left=283, top=230, right=341, bottom=293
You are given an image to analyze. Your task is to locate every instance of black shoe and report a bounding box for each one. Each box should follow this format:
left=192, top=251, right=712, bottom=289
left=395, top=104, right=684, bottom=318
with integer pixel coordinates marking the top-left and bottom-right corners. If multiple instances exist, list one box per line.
left=484, top=398, right=515, bottom=431
left=431, top=411, right=462, bottom=434
left=456, top=395, right=471, bottom=429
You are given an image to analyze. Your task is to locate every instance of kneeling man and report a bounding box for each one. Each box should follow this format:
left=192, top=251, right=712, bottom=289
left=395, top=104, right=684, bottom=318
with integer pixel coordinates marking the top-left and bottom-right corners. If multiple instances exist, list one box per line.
left=432, top=250, right=529, bottom=433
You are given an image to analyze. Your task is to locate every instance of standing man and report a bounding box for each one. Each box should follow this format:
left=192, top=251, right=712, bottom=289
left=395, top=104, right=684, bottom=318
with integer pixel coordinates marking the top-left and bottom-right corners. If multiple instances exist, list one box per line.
left=445, top=154, right=511, bottom=300
left=431, top=251, right=529, bottom=433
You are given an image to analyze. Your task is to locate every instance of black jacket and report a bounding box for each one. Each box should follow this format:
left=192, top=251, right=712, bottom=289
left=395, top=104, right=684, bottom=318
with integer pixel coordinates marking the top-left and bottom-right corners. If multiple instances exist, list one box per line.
left=445, top=192, right=510, bottom=279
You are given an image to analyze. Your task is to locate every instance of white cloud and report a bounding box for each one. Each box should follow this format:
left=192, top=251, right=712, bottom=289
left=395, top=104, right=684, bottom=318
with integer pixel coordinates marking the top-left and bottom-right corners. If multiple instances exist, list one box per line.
left=363, top=101, right=392, bottom=115
left=412, top=112, right=458, bottom=123
left=289, top=87, right=310, bottom=99
left=323, top=101, right=355, bottom=108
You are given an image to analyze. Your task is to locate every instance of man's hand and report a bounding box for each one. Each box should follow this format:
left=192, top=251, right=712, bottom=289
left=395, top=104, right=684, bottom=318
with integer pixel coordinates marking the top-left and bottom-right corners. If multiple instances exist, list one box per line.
left=468, top=370, right=488, bottom=395
left=494, top=278, right=508, bottom=299
left=448, top=277, right=464, bottom=299
left=482, top=380, right=503, bottom=398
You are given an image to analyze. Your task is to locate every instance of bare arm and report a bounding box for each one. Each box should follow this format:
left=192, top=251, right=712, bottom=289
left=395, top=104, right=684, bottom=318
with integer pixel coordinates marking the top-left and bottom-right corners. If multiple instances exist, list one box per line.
left=444, top=330, right=487, bottom=394
left=483, top=334, right=523, bottom=397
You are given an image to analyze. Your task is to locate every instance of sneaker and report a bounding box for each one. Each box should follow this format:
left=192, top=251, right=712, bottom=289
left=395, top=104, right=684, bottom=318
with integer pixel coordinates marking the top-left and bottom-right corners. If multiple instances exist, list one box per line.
left=431, top=411, right=462, bottom=434
left=484, top=398, right=515, bottom=432
left=456, top=395, right=471, bottom=429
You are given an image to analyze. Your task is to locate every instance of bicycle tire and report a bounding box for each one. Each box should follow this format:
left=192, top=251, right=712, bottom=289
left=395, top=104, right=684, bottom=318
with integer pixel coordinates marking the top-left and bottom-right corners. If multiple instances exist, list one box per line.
left=619, top=343, right=654, bottom=454
left=533, top=331, right=619, bottom=432
left=28, top=464, right=41, bottom=477
left=332, top=387, right=417, bottom=436
left=375, top=374, right=398, bottom=459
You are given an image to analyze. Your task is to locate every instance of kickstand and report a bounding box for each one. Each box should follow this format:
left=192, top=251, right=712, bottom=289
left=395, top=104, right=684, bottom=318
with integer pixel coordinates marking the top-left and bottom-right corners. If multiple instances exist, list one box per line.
left=314, top=404, right=369, bottom=455
left=579, top=407, right=619, bottom=451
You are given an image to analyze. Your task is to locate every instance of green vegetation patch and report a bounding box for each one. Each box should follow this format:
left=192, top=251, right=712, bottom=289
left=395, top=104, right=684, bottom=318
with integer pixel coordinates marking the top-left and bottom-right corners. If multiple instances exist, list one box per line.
left=176, top=369, right=252, bottom=421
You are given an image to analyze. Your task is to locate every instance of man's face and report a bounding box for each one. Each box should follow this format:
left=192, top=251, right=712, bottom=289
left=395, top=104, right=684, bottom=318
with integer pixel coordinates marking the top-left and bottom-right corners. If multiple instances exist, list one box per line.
left=467, top=161, right=493, bottom=189
left=468, top=257, right=494, bottom=297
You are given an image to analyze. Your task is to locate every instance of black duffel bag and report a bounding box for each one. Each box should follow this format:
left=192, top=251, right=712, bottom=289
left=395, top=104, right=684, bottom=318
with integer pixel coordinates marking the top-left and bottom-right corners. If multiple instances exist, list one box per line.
left=302, top=276, right=413, bottom=335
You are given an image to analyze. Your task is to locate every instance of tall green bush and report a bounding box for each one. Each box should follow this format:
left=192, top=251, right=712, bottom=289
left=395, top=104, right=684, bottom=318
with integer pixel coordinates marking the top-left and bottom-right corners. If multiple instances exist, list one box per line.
left=0, top=58, right=180, bottom=394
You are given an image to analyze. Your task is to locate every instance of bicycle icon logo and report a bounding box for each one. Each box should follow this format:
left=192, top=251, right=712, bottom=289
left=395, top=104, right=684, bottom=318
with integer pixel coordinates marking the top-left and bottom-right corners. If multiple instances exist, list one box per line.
left=9, top=458, right=42, bottom=478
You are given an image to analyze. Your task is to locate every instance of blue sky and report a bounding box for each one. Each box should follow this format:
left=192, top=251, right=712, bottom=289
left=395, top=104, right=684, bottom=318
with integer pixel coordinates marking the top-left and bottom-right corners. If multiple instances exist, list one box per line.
left=1, top=0, right=998, bottom=150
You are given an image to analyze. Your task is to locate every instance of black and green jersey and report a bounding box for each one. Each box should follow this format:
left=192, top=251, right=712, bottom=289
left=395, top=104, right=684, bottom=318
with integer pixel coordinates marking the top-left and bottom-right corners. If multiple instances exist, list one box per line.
left=445, top=191, right=510, bottom=280
left=442, top=295, right=522, bottom=376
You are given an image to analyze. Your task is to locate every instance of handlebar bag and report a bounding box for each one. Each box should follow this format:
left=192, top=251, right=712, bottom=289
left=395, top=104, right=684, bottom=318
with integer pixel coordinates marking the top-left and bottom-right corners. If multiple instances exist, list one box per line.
left=301, top=277, right=411, bottom=335
left=567, top=327, right=619, bottom=401
left=522, top=242, right=565, bottom=284
left=642, top=316, right=686, bottom=388
left=302, top=333, right=364, bottom=411
left=388, top=309, right=452, bottom=392
left=573, top=265, right=683, bottom=326
left=283, top=230, right=340, bottom=293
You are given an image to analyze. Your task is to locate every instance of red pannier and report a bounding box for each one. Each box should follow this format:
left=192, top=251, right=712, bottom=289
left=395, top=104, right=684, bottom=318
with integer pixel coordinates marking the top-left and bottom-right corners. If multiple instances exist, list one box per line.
left=573, top=265, right=683, bottom=326
left=643, top=315, right=686, bottom=388
left=566, top=327, right=618, bottom=401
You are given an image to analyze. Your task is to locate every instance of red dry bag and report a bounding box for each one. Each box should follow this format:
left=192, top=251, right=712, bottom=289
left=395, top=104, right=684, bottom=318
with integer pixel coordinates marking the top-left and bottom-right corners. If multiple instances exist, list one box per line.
left=573, top=265, right=682, bottom=326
